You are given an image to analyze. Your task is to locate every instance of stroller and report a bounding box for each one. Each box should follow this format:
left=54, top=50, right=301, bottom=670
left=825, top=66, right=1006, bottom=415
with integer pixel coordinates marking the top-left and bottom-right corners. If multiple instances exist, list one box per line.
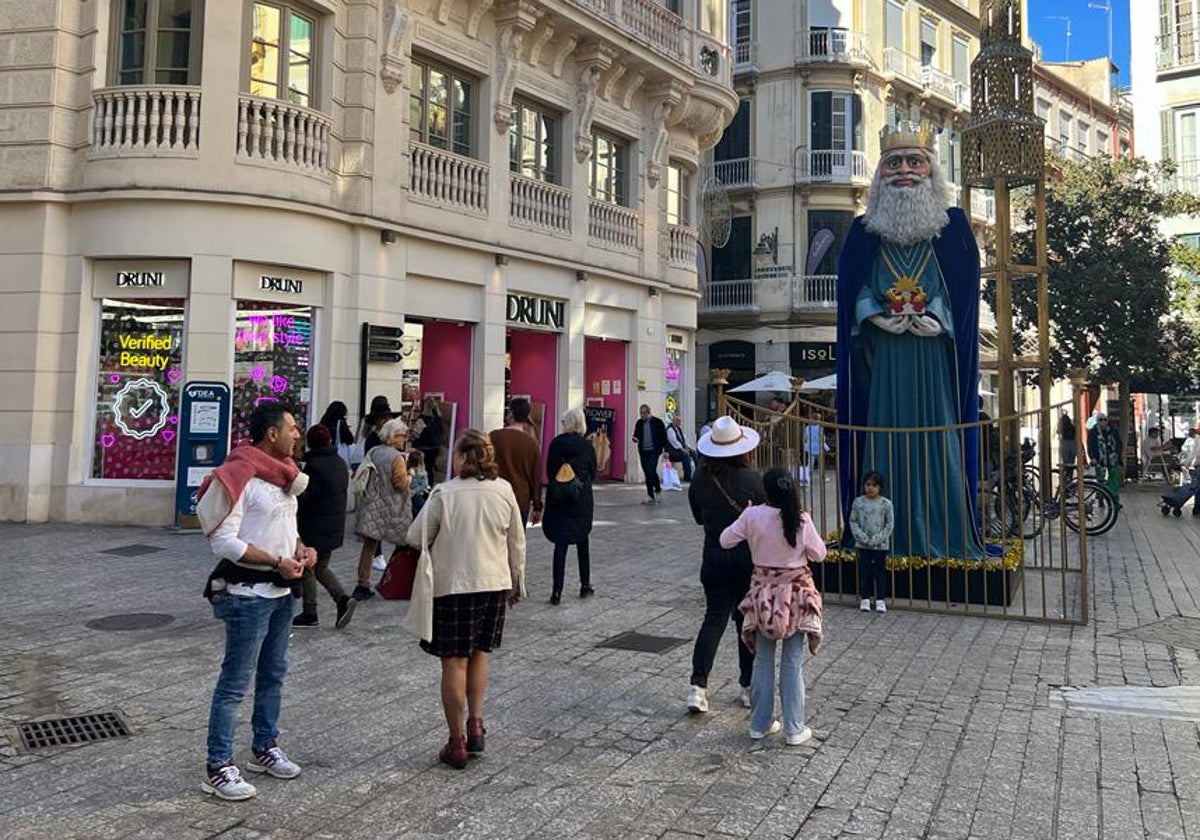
left=1160, top=477, right=1199, bottom=517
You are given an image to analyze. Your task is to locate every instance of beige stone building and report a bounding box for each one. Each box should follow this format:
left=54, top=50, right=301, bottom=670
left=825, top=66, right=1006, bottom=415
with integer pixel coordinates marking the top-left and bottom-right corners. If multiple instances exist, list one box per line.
left=694, top=0, right=985, bottom=410
left=1033, top=55, right=1133, bottom=162
left=0, top=0, right=738, bottom=524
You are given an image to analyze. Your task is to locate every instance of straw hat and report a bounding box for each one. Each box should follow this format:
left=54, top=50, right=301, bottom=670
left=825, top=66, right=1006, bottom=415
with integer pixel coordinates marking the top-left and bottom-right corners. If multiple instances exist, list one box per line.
left=696, top=416, right=760, bottom=458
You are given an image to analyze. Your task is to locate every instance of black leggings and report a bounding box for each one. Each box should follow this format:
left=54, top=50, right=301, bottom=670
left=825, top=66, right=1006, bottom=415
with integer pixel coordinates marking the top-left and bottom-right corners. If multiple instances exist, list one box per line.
left=689, top=547, right=754, bottom=689
left=552, top=539, right=590, bottom=594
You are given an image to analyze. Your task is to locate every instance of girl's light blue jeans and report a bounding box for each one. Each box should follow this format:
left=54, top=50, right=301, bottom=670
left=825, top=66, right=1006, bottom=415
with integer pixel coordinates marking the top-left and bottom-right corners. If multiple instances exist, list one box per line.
left=749, top=631, right=806, bottom=737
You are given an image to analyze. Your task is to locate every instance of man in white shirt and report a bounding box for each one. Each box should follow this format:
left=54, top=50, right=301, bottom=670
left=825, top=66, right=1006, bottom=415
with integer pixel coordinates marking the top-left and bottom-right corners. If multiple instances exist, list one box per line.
left=197, top=404, right=316, bottom=801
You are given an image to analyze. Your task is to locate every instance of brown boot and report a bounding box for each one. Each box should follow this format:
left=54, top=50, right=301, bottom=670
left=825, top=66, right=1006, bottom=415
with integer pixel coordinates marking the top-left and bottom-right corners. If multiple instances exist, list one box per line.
left=439, top=735, right=468, bottom=770
left=466, top=718, right=486, bottom=754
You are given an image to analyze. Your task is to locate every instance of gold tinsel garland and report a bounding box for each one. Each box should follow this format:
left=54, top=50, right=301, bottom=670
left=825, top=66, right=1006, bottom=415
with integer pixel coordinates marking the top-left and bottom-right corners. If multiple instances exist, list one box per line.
left=821, top=531, right=1024, bottom=573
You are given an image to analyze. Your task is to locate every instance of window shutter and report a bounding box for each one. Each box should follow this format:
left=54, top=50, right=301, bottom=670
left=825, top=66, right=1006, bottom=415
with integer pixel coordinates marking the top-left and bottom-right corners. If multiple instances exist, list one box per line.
left=1163, top=109, right=1176, bottom=164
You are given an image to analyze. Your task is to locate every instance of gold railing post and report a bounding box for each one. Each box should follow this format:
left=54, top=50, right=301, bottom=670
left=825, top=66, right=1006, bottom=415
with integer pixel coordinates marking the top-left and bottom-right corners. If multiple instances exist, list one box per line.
left=711, top=368, right=730, bottom=417
left=1071, top=368, right=1089, bottom=625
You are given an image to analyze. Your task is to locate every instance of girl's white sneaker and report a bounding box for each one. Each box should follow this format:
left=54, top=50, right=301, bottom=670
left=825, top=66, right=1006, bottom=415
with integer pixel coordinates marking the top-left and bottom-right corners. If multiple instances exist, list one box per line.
left=859, top=599, right=871, bottom=611
left=785, top=727, right=813, bottom=746
left=750, top=721, right=782, bottom=740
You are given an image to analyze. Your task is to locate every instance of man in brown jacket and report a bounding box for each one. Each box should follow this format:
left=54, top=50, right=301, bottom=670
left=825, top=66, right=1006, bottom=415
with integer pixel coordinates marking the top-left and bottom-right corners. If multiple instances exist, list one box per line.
left=490, top=397, right=543, bottom=525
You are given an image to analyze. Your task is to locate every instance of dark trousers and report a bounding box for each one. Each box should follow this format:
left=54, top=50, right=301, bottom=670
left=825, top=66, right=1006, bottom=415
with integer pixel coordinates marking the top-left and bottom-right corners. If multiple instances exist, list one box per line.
left=669, top=452, right=695, bottom=481
left=857, top=548, right=888, bottom=600
left=689, top=548, right=754, bottom=689
left=552, top=539, right=590, bottom=594
left=639, top=450, right=661, bottom=498
left=301, top=549, right=347, bottom=613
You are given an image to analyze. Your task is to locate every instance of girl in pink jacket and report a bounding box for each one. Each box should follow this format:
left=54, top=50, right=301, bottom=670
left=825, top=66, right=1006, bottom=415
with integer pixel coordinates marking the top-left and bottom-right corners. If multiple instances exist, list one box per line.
left=720, top=467, right=826, bottom=745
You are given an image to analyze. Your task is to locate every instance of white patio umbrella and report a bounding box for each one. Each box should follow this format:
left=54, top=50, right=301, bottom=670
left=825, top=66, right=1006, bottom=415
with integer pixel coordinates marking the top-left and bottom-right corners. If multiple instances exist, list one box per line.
left=726, top=370, right=799, bottom=393
left=799, top=373, right=837, bottom=391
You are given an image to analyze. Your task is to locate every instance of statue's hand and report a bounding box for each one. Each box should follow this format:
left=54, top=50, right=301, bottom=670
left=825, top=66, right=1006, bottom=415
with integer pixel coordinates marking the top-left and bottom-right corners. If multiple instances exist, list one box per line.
left=868, top=314, right=910, bottom=335
left=909, top=314, right=944, bottom=336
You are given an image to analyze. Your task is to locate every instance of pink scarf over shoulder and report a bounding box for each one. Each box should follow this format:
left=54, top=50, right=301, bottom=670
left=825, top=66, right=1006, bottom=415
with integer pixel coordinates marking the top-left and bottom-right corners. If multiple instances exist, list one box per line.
left=196, top=444, right=301, bottom=535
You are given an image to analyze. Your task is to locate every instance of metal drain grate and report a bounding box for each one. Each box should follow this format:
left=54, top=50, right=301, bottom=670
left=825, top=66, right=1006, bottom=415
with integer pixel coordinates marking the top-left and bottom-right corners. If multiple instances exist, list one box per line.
left=596, top=631, right=690, bottom=654
left=16, top=712, right=131, bottom=752
left=99, top=544, right=163, bottom=557
left=1113, top=616, right=1200, bottom=650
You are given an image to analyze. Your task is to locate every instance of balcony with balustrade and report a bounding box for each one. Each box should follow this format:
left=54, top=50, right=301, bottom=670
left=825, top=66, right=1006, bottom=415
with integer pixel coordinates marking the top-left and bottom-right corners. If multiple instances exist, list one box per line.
left=91, top=86, right=202, bottom=158
left=510, top=174, right=571, bottom=235
left=699, top=277, right=757, bottom=316
left=734, top=40, right=757, bottom=76
left=409, top=142, right=489, bottom=215
left=796, top=28, right=874, bottom=69
left=921, top=65, right=970, bottom=109
left=795, top=149, right=869, bottom=185
left=664, top=224, right=698, bottom=269
left=235, top=94, right=331, bottom=177
left=702, top=157, right=754, bottom=190
left=1157, top=34, right=1200, bottom=74
left=791, top=273, right=838, bottom=312
left=588, top=199, right=641, bottom=251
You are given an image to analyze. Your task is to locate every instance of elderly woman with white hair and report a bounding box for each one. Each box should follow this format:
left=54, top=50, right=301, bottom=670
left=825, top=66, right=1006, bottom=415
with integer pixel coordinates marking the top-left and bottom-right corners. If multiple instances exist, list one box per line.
left=542, top=407, right=598, bottom=605
left=353, top=416, right=412, bottom=599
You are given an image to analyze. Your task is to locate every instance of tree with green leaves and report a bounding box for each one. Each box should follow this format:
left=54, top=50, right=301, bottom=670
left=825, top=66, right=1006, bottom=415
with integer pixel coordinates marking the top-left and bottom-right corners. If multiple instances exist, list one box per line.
left=1005, top=155, right=1200, bottom=451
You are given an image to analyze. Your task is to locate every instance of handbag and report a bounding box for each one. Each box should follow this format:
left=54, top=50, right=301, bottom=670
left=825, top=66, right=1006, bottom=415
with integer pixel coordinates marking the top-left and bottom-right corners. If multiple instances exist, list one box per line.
left=661, top=460, right=682, bottom=491
left=376, top=545, right=419, bottom=600
left=350, top=458, right=375, bottom=497
left=547, top=461, right=583, bottom=504
left=404, top=486, right=439, bottom=642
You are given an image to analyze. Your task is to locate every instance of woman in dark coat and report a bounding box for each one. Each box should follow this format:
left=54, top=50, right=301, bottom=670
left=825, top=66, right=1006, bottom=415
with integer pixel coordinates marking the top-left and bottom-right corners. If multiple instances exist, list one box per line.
left=318, top=400, right=355, bottom=465
left=542, top=407, right=598, bottom=605
left=413, top=396, right=445, bottom=486
left=685, top=416, right=765, bottom=714
left=295, top=425, right=357, bottom=630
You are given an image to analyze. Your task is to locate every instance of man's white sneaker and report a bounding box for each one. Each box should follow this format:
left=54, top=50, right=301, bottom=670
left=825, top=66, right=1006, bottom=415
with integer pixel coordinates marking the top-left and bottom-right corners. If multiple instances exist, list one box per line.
left=686, top=685, right=709, bottom=714
left=246, top=742, right=301, bottom=779
left=750, top=720, right=782, bottom=740
left=738, top=686, right=752, bottom=708
left=201, top=762, right=258, bottom=801
left=785, top=726, right=813, bottom=746
left=859, top=599, right=871, bottom=611
left=875, top=599, right=887, bottom=613
left=371, top=554, right=387, bottom=571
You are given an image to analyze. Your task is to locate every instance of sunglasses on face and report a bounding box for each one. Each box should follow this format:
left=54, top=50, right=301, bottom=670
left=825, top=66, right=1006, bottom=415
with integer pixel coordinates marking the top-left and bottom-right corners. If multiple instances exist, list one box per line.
left=882, top=153, right=929, bottom=171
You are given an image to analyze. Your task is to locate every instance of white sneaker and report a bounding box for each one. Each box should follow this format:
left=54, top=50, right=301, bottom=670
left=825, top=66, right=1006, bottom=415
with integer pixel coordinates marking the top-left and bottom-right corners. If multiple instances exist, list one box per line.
left=371, top=554, right=387, bottom=571
left=859, top=599, right=871, bottom=612
left=875, top=599, right=887, bottom=613
left=738, top=686, right=752, bottom=708
left=246, top=742, right=301, bottom=779
left=201, top=762, right=258, bottom=801
left=749, top=720, right=782, bottom=740
left=686, top=685, right=709, bottom=714
left=785, top=726, right=813, bottom=746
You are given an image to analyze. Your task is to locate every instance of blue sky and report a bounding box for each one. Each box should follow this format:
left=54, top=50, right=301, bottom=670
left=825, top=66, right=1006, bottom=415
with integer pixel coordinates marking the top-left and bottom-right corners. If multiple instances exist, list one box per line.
left=1026, top=0, right=1131, bottom=87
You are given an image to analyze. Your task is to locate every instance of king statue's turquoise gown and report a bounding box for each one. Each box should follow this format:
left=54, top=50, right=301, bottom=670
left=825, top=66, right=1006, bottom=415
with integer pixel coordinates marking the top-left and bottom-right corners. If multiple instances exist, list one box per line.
left=852, top=240, right=984, bottom=560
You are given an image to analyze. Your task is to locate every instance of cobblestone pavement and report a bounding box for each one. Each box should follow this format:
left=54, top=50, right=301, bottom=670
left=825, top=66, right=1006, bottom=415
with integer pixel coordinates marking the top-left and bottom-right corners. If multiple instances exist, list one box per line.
left=2, top=482, right=1200, bottom=839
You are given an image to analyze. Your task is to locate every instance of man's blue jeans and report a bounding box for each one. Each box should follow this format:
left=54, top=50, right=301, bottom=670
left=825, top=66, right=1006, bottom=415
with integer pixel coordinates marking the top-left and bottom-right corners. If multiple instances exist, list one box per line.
left=206, top=592, right=293, bottom=768
left=749, top=631, right=806, bottom=738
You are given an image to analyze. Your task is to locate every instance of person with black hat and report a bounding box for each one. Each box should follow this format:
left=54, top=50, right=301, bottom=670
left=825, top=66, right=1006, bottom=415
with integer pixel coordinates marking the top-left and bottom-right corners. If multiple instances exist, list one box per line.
left=362, top=395, right=399, bottom=453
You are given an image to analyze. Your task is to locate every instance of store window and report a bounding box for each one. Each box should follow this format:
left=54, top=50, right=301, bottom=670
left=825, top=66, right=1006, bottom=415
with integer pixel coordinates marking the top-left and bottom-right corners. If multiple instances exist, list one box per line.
left=114, top=0, right=203, bottom=85
left=232, top=301, right=313, bottom=445
left=410, top=57, right=475, bottom=158
left=509, top=99, right=559, bottom=183
left=249, top=1, right=316, bottom=107
left=92, top=298, right=185, bottom=480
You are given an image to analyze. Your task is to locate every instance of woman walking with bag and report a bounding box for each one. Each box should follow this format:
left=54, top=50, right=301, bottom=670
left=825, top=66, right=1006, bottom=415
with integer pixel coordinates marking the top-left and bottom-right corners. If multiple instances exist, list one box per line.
left=406, top=429, right=525, bottom=769
left=353, top=418, right=411, bottom=600
left=543, top=407, right=597, bottom=605
left=294, top=425, right=357, bottom=629
left=685, top=416, right=765, bottom=713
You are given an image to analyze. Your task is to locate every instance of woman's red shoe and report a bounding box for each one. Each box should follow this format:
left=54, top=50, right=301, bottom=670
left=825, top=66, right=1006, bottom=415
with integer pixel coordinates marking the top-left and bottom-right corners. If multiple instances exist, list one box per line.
left=439, top=736, right=468, bottom=769
left=466, top=718, right=486, bottom=754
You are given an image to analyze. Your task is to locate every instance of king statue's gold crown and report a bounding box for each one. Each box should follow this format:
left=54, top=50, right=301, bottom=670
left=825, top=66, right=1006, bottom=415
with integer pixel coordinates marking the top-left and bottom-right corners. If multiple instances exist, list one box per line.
left=879, top=121, right=936, bottom=152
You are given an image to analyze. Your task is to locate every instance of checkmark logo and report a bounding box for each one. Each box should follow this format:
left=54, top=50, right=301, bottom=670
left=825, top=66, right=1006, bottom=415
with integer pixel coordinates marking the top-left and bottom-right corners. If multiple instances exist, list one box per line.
left=130, top=399, right=154, bottom=418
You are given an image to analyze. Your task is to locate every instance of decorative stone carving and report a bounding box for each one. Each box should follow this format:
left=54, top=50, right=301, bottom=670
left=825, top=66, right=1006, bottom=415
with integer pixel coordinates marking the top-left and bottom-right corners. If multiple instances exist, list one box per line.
left=573, top=45, right=615, bottom=162
left=466, top=0, right=494, bottom=38
left=600, top=62, right=627, bottom=102
left=380, top=0, right=409, bottom=94
left=620, top=72, right=645, bottom=110
left=526, top=19, right=555, bottom=67
left=492, top=1, right=541, bottom=134
left=436, top=0, right=454, bottom=25
left=551, top=36, right=579, bottom=78
left=646, top=82, right=684, bottom=188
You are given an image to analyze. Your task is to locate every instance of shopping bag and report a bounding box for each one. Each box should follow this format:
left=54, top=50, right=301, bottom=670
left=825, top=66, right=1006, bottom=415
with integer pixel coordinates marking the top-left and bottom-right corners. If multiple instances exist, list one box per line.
left=404, top=486, right=439, bottom=642
left=377, top=545, right=419, bottom=600
left=661, top=461, right=682, bottom=491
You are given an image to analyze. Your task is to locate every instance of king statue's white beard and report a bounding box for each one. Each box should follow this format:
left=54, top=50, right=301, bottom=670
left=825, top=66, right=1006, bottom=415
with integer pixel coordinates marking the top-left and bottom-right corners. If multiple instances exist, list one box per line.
left=863, top=169, right=953, bottom=246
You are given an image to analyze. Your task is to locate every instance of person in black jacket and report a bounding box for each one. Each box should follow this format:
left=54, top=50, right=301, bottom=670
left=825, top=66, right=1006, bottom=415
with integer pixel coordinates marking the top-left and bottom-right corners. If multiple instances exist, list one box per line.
left=294, top=425, right=357, bottom=630
left=543, top=407, right=598, bottom=605
left=413, top=396, right=445, bottom=486
left=686, top=416, right=766, bottom=714
left=632, top=404, right=669, bottom=504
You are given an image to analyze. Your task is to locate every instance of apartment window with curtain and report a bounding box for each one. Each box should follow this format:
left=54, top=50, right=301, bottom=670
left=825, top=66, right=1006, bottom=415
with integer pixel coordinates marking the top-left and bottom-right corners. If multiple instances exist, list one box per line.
left=665, top=163, right=691, bottom=226
left=1097, top=129, right=1110, bottom=156
left=114, top=0, right=203, bottom=85
left=885, top=0, right=905, bottom=52
left=920, top=18, right=939, bottom=67
left=249, top=2, right=315, bottom=106
left=952, top=35, right=969, bottom=83
left=410, top=58, right=475, bottom=157
left=1175, top=108, right=1200, bottom=188
left=1164, top=0, right=1199, bottom=65
left=509, top=99, right=558, bottom=183
left=590, top=131, right=628, bottom=205
left=810, top=91, right=862, bottom=151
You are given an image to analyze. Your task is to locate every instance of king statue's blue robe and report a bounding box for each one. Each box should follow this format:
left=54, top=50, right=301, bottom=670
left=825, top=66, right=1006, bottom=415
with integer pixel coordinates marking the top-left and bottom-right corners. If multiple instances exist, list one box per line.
left=835, top=207, right=985, bottom=559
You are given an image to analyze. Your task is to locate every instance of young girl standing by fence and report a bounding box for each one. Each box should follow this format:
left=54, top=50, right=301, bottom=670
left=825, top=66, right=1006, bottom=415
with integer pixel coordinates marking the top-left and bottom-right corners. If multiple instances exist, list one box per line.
left=720, top=467, right=825, bottom=745
left=850, top=471, right=893, bottom=613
